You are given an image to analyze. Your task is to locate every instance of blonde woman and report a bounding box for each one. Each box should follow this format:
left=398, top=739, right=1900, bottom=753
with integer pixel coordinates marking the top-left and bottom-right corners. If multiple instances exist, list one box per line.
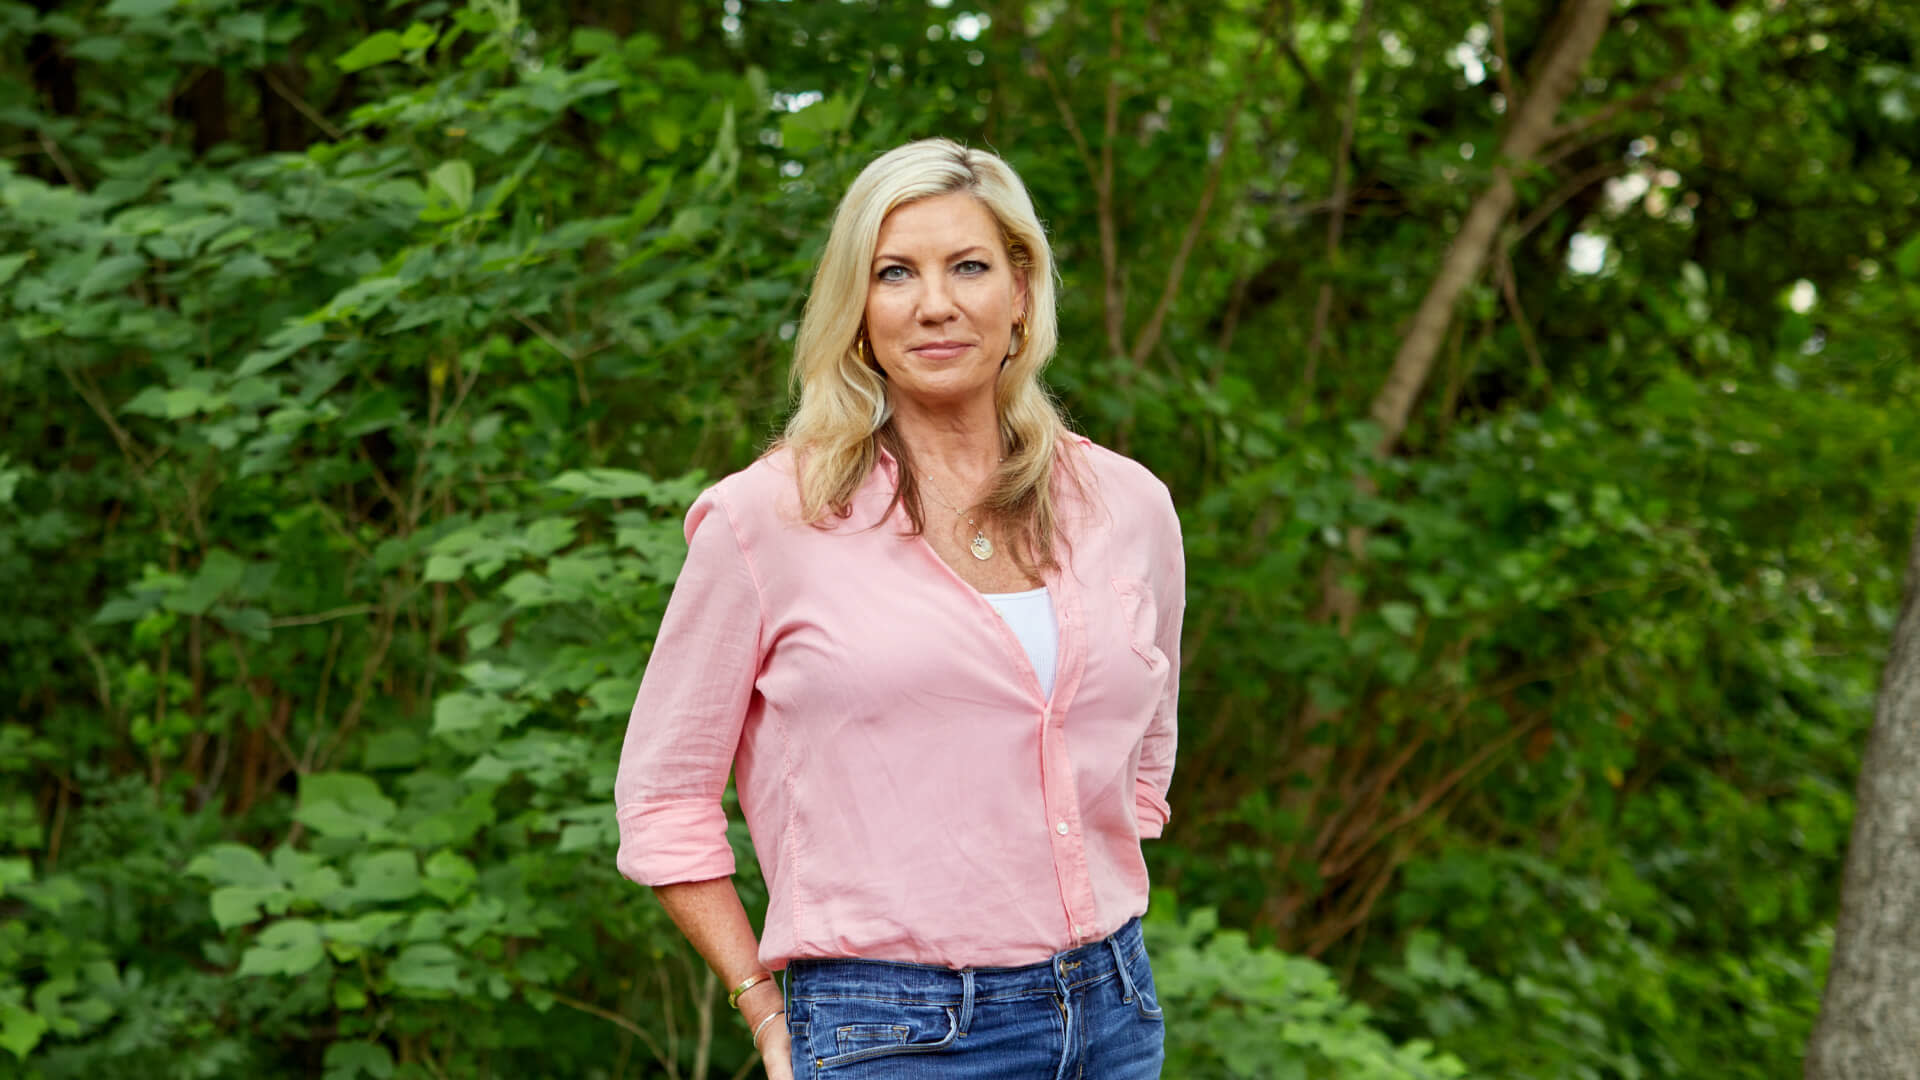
left=613, top=137, right=1183, bottom=1078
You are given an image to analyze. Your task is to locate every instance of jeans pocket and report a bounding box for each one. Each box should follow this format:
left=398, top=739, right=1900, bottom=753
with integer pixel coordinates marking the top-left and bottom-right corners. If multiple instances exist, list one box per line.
left=1121, top=942, right=1165, bottom=1021
left=807, top=999, right=958, bottom=1070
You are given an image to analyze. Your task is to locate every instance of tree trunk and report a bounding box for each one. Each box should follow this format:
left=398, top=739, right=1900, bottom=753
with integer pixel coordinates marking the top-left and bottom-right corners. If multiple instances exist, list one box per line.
left=1806, top=508, right=1920, bottom=1079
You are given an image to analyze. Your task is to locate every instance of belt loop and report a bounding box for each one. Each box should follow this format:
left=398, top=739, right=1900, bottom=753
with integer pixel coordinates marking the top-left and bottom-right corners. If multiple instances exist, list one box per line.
left=958, top=968, right=975, bottom=1035
left=1107, top=933, right=1138, bottom=1004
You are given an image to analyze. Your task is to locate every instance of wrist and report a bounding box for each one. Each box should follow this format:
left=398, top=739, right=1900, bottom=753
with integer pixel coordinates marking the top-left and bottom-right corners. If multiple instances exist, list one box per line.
left=726, top=969, right=776, bottom=1010
left=735, top=977, right=782, bottom=1014
left=751, top=1006, right=787, bottom=1050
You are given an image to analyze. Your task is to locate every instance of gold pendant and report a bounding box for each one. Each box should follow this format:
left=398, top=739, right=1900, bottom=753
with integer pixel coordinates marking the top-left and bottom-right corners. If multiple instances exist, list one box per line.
left=970, top=532, right=994, bottom=560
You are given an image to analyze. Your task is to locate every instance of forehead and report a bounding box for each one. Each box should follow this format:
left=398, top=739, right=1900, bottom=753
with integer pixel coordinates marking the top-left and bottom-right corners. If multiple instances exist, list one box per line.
left=874, top=191, right=1004, bottom=255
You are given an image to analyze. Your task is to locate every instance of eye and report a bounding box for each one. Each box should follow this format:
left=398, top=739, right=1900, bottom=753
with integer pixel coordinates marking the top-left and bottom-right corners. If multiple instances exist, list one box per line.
left=877, top=265, right=908, bottom=282
left=956, top=259, right=990, bottom=274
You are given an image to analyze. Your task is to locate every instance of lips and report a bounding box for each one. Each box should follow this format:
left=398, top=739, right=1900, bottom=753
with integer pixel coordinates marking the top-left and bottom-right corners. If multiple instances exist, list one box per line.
left=910, top=341, right=972, bottom=358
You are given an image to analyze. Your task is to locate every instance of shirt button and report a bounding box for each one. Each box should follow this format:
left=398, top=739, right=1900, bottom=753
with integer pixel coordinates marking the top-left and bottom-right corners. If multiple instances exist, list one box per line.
left=1056, top=821, right=1070, bottom=835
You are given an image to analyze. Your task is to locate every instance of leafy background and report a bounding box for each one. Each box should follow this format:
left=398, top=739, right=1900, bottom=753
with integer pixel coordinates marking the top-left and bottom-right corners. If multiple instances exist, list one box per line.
left=2, top=0, right=1915, bottom=1077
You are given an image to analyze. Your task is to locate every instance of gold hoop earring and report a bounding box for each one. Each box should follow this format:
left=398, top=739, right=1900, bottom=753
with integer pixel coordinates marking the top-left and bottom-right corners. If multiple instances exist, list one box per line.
left=1007, top=319, right=1026, bottom=360
left=857, top=332, right=885, bottom=378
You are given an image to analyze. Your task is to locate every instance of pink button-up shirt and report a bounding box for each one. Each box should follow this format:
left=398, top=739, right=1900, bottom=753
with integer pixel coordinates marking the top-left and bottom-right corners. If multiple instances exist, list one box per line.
left=613, top=434, right=1183, bottom=970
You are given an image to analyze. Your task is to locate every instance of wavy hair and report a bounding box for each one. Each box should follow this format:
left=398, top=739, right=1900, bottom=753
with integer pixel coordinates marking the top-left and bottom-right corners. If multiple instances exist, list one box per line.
left=779, top=138, right=1075, bottom=574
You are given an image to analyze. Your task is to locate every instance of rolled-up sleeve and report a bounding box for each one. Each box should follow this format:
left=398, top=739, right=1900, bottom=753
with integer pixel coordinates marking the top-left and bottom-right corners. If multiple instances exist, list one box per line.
left=613, top=486, right=765, bottom=886
left=1134, top=481, right=1185, bottom=838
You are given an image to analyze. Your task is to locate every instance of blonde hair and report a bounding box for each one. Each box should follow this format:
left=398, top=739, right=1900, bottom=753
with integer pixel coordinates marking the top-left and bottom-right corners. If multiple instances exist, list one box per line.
left=780, top=137, right=1075, bottom=574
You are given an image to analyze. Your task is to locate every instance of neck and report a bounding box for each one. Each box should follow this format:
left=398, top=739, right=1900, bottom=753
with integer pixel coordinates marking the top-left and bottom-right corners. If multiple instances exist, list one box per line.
left=888, top=391, right=1002, bottom=485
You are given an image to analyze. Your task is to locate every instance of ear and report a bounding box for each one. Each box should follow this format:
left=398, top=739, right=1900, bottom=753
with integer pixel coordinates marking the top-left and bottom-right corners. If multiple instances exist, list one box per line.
left=1012, top=265, right=1029, bottom=323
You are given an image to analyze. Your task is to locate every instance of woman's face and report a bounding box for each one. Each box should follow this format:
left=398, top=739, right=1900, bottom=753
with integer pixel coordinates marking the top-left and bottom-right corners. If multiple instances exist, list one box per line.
left=864, top=192, right=1027, bottom=413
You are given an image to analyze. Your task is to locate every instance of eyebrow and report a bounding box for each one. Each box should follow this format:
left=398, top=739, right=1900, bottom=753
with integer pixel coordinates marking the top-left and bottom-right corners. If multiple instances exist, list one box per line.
left=872, top=245, right=992, bottom=267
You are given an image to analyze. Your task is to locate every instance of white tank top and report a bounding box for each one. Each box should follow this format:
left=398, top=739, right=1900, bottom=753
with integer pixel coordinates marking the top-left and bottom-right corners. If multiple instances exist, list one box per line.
left=981, top=586, right=1059, bottom=697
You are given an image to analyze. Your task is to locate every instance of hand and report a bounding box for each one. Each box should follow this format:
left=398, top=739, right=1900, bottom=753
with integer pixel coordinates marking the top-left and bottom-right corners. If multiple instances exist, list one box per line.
left=758, top=1020, right=794, bottom=1079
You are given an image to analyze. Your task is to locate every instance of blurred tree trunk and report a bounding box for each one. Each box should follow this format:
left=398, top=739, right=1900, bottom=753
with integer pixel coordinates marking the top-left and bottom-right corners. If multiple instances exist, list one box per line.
left=1806, top=509, right=1920, bottom=1080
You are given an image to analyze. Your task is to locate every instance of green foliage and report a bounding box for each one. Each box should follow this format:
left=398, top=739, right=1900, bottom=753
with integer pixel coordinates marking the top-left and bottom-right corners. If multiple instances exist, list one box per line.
left=1148, top=896, right=1465, bottom=1079
left=1, top=0, right=1915, bottom=1077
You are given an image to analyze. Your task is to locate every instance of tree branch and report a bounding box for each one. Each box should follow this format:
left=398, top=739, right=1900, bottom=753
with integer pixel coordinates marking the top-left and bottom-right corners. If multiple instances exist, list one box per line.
left=1301, top=0, right=1377, bottom=400
left=1513, top=159, right=1626, bottom=241
left=1495, top=243, right=1548, bottom=388
left=1544, top=70, right=1688, bottom=148
left=1491, top=0, right=1520, bottom=112
left=1030, top=40, right=1124, bottom=359
left=1100, top=8, right=1126, bottom=357
left=1127, top=0, right=1291, bottom=367
left=1369, top=0, right=1614, bottom=458
left=262, top=68, right=344, bottom=141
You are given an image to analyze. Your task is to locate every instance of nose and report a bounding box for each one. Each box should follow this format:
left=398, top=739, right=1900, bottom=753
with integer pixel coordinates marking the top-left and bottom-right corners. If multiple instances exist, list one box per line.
left=916, top=275, right=957, bottom=323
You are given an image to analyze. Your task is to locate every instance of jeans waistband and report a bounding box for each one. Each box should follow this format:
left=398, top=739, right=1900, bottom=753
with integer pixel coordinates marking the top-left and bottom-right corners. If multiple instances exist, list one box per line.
left=785, top=916, right=1147, bottom=1003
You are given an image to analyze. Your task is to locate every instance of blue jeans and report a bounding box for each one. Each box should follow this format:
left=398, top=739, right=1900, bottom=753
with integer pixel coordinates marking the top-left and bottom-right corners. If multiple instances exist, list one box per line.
left=783, top=916, right=1165, bottom=1078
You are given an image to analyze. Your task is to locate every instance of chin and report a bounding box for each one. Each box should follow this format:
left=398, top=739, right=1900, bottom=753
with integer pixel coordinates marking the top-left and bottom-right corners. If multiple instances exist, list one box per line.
left=896, top=368, right=999, bottom=406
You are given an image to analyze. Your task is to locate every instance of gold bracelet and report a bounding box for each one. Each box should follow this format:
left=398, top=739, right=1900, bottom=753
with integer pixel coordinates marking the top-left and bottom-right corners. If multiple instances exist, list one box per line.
left=727, top=970, right=775, bottom=1010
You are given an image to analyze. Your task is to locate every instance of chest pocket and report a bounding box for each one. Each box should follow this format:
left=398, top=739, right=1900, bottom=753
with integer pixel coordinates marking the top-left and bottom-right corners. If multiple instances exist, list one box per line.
left=1111, top=578, right=1162, bottom=667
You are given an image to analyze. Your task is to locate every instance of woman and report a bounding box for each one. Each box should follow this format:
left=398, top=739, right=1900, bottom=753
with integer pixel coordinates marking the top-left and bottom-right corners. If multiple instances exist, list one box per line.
left=613, top=137, right=1184, bottom=1078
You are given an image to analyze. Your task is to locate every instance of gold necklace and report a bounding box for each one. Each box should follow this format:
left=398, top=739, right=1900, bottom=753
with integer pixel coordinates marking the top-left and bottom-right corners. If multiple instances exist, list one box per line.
left=923, top=466, right=998, bottom=562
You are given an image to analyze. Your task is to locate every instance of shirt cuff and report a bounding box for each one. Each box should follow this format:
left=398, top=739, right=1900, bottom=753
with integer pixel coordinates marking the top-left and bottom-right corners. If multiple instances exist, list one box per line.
left=615, top=799, right=738, bottom=885
left=1134, top=779, right=1172, bottom=839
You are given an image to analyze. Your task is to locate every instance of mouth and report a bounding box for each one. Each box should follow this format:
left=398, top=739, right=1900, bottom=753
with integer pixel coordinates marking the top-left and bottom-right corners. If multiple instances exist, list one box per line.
left=910, top=341, right=972, bottom=358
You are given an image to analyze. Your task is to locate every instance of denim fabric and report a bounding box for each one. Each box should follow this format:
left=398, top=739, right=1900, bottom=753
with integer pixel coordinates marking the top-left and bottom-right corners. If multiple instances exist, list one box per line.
left=784, top=917, right=1165, bottom=1079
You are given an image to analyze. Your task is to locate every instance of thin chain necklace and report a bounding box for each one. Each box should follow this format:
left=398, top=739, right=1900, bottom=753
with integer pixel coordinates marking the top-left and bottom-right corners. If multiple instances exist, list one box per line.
left=923, top=459, right=1002, bottom=562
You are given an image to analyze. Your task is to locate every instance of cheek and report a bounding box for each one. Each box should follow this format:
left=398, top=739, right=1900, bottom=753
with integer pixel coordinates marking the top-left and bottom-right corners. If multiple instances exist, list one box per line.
left=959, top=281, right=1013, bottom=319
left=865, top=292, right=911, bottom=336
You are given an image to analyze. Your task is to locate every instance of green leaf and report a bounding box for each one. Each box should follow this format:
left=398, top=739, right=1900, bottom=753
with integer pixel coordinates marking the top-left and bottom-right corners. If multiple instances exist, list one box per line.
left=92, top=593, right=157, bottom=624
left=1896, top=233, right=1920, bottom=279
left=336, top=31, right=404, bottom=73
left=321, top=912, right=406, bottom=948
left=431, top=691, right=527, bottom=738
left=570, top=27, right=619, bottom=55
left=166, top=549, right=248, bottom=615
left=0, top=858, right=30, bottom=894
left=237, top=919, right=326, bottom=977
left=216, top=606, right=272, bottom=641
left=778, top=94, right=849, bottom=155
left=0, top=253, right=30, bottom=288
left=77, top=253, right=146, bottom=299
left=548, top=468, right=662, bottom=500
left=324, top=1040, right=396, bottom=1080
left=399, top=21, right=438, bottom=50
left=296, top=773, right=398, bottom=839
left=650, top=114, right=681, bottom=153
left=188, top=843, right=281, bottom=889
left=348, top=850, right=421, bottom=904
left=458, top=660, right=524, bottom=693
left=521, top=517, right=576, bottom=557
left=557, top=822, right=605, bottom=852
left=211, top=885, right=280, bottom=930
left=363, top=730, right=425, bottom=770
left=0, top=1003, right=48, bottom=1060
left=428, top=160, right=474, bottom=215
left=1379, top=601, right=1419, bottom=636
left=277, top=848, right=348, bottom=907
left=389, top=944, right=463, bottom=995
left=103, top=0, right=174, bottom=17
left=421, top=851, right=476, bottom=904
left=235, top=321, right=325, bottom=378
left=423, top=553, right=464, bottom=582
